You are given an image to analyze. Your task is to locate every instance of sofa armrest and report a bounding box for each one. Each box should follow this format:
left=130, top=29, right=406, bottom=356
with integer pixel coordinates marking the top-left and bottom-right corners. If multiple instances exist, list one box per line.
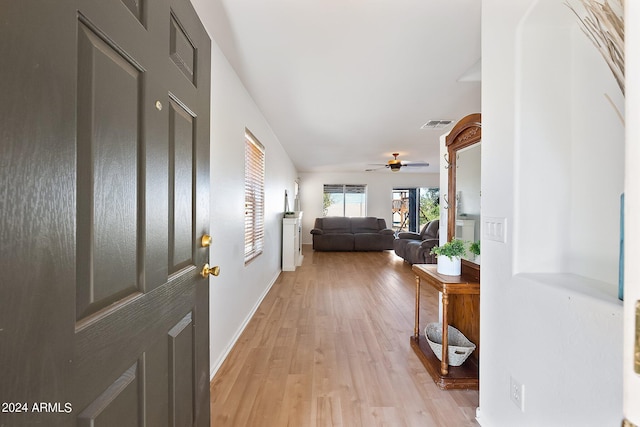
left=378, top=228, right=395, bottom=236
left=310, top=228, right=323, bottom=235
left=420, top=238, right=439, bottom=250
left=397, top=232, right=421, bottom=240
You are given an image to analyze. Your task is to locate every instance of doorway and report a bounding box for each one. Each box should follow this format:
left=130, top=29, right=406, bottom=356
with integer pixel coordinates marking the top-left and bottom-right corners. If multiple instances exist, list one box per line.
left=392, top=188, right=440, bottom=233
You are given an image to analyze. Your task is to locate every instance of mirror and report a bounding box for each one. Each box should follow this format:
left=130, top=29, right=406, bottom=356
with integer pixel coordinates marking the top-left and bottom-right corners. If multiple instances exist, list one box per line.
left=446, top=113, right=481, bottom=264
left=456, top=143, right=481, bottom=261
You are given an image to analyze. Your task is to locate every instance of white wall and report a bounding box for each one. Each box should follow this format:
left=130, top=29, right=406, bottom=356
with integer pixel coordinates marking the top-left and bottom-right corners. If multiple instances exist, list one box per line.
left=191, top=0, right=299, bottom=377
left=624, top=3, right=640, bottom=424
left=298, top=171, right=439, bottom=244
left=479, top=1, right=624, bottom=426
left=514, top=1, right=624, bottom=280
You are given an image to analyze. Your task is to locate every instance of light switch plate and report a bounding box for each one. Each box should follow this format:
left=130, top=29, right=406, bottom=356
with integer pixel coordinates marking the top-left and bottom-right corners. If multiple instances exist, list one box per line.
left=483, top=217, right=507, bottom=243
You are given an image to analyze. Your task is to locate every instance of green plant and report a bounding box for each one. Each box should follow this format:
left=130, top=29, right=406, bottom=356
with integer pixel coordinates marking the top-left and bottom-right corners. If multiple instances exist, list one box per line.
left=322, top=192, right=334, bottom=216
left=430, top=239, right=466, bottom=261
left=419, top=188, right=440, bottom=223
left=469, top=240, right=480, bottom=256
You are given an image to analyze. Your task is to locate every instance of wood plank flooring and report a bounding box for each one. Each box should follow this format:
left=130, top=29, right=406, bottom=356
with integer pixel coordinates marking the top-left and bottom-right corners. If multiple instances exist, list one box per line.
left=210, top=246, right=480, bottom=427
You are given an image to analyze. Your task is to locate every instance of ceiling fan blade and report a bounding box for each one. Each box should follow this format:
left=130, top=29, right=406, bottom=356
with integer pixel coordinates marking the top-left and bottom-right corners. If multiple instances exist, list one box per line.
left=365, top=165, right=388, bottom=171
left=401, top=162, right=429, bottom=167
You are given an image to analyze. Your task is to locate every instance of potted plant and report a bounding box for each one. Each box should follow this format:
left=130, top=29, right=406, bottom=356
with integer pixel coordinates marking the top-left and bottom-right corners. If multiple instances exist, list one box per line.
left=469, top=240, right=480, bottom=263
left=430, top=239, right=466, bottom=275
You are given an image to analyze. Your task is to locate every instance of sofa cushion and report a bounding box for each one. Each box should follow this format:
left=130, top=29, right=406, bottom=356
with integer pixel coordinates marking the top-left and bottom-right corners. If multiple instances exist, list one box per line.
left=313, top=234, right=354, bottom=251
left=405, top=241, right=426, bottom=264
left=355, top=233, right=394, bottom=251
left=421, top=220, right=440, bottom=239
left=321, top=217, right=352, bottom=234
left=351, top=217, right=381, bottom=233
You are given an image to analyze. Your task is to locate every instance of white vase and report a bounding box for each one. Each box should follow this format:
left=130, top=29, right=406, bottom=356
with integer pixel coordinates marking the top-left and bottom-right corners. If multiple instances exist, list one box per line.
left=437, top=255, right=461, bottom=276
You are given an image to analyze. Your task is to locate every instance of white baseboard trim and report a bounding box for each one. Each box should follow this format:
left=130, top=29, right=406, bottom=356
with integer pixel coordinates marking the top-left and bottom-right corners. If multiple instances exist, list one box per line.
left=475, top=407, right=496, bottom=426
left=209, top=269, right=281, bottom=380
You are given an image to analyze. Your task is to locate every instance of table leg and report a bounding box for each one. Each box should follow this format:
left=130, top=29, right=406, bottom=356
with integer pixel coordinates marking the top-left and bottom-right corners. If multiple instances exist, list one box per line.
left=441, top=293, right=449, bottom=376
left=414, top=275, right=420, bottom=339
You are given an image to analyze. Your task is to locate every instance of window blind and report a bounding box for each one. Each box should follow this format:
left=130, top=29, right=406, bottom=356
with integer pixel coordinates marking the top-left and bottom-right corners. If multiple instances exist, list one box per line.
left=244, top=130, right=265, bottom=263
left=323, top=184, right=366, bottom=194
left=345, top=184, right=366, bottom=194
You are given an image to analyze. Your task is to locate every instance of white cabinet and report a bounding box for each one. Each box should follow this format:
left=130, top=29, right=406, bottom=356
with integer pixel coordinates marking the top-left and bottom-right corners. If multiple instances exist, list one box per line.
left=282, top=212, right=303, bottom=271
left=455, top=219, right=475, bottom=243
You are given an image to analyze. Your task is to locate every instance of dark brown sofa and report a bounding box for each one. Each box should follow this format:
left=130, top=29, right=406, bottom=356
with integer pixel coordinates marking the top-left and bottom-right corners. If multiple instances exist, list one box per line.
left=393, top=219, right=439, bottom=264
left=310, top=217, right=395, bottom=251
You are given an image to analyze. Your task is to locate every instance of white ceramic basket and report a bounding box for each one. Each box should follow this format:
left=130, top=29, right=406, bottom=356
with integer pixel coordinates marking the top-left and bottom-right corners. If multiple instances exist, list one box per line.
left=425, top=322, right=476, bottom=367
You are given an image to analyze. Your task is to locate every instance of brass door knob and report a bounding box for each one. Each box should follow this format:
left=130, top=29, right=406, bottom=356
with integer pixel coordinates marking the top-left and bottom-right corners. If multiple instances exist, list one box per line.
left=201, top=263, right=220, bottom=278
left=201, top=234, right=212, bottom=247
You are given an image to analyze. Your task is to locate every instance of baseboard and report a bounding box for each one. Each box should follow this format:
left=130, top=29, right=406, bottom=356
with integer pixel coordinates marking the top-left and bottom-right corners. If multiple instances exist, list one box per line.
left=209, top=269, right=281, bottom=380
left=475, top=407, right=496, bottom=427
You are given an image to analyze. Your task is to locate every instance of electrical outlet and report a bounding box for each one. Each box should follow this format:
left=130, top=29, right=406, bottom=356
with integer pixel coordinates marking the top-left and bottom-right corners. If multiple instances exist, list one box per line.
left=510, top=376, right=525, bottom=412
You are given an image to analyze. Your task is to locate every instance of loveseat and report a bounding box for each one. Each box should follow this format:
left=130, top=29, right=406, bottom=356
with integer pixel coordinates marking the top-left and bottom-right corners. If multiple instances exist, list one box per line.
left=393, top=219, right=439, bottom=264
left=310, top=217, right=395, bottom=251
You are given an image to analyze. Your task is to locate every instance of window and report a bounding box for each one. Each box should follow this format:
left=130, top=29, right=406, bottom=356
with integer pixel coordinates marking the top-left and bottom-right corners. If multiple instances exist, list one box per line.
left=323, top=184, right=366, bottom=217
left=244, top=130, right=265, bottom=263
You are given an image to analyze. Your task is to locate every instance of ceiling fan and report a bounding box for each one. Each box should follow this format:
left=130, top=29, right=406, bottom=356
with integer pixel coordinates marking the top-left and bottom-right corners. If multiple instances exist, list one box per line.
left=366, top=153, right=429, bottom=172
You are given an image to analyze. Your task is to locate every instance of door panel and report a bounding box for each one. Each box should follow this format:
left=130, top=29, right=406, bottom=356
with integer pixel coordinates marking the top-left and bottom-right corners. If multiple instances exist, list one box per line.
left=76, top=20, right=142, bottom=322
left=121, top=0, right=146, bottom=26
left=77, top=362, right=142, bottom=427
left=169, top=312, right=195, bottom=427
left=170, top=13, right=196, bottom=85
left=0, top=0, right=211, bottom=425
left=169, top=97, right=195, bottom=275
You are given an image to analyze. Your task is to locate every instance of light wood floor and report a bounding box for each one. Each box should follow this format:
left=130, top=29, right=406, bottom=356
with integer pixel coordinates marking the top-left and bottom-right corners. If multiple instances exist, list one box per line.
left=210, top=246, right=480, bottom=427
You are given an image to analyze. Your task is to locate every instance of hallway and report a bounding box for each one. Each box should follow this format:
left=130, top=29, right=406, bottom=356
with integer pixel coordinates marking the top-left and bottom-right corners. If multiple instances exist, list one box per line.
left=210, top=248, right=479, bottom=426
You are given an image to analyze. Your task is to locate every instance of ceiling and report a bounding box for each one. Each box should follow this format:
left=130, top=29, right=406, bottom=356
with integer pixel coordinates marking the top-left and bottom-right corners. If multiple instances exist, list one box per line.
left=202, top=0, right=481, bottom=173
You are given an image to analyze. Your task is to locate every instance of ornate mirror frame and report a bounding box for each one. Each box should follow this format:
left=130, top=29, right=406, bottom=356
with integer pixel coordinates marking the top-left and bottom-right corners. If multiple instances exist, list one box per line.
left=445, top=113, right=482, bottom=243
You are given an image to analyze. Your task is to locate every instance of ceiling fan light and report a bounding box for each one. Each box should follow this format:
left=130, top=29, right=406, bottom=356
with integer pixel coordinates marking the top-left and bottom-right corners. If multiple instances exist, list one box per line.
left=390, top=164, right=402, bottom=172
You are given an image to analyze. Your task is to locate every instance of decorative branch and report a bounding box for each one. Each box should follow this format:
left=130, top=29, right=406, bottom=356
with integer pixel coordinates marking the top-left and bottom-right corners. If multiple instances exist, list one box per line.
left=566, top=0, right=625, bottom=96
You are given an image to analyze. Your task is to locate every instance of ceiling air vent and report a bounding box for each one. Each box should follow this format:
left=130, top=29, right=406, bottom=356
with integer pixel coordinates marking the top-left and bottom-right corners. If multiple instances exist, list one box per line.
left=421, top=120, right=453, bottom=129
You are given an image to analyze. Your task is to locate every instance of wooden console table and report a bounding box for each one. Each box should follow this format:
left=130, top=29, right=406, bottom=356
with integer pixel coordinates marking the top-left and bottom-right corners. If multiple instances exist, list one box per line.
left=410, top=261, right=480, bottom=390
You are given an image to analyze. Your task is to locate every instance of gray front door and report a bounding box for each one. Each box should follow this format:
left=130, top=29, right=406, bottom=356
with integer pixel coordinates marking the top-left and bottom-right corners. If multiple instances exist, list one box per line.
left=0, top=0, right=211, bottom=425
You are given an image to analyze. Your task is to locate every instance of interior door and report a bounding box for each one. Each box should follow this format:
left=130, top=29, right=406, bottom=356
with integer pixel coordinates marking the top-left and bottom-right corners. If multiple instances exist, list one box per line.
left=0, top=0, right=211, bottom=426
